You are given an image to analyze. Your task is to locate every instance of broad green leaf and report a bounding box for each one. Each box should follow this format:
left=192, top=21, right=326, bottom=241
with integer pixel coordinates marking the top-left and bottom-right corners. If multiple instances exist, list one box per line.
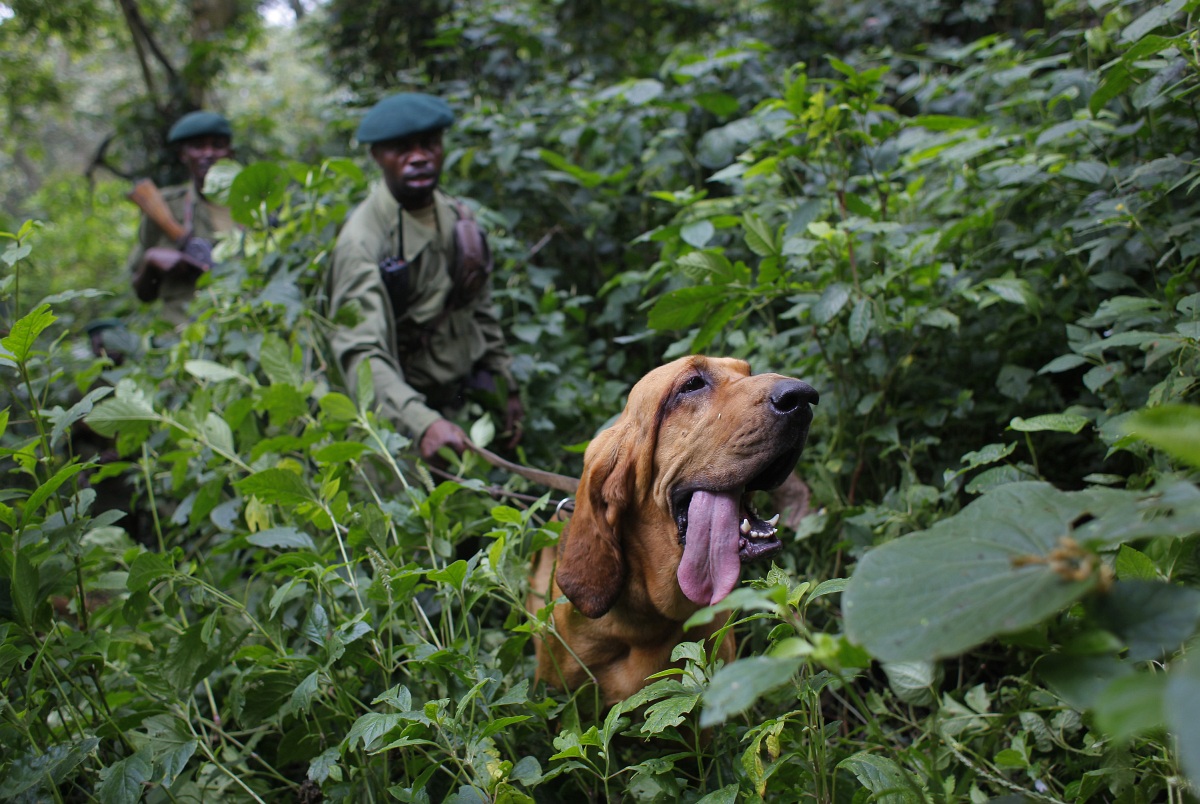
left=1, top=303, right=55, bottom=364
left=848, top=298, right=873, bottom=346
left=1093, top=673, right=1167, bottom=742
left=184, top=360, right=249, bottom=384
left=1088, top=580, right=1200, bottom=662
left=312, top=442, right=369, bottom=463
left=882, top=661, right=940, bottom=706
left=1124, top=405, right=1200, bottom=468
left=291, top=670, right=322, bottom=714
left=1165, top=658, right=1200, bottom=787
left=428, top=559, right=468, bottom=589
left=319, top=392, right=359, bottom=422
left=96, top=749, right=153, bottom=804
left=50, top=385, right=113, bottom=449
left=260, top=333, right=301, bottom=387
left=913, top=114, right=979, bottom=131
left=681, top=220, right=715, bottom=248
left=695, top=784, right=739, bottom=804
left=1114, top=544, right=1159, bottom=581
left=742, top=214, right=777, bottom=257
left=838, top=752, right=923, bottom=804
left=228, top=162, right=291, bottom=226
left=648, top=285, right=727, bottom=331
left=235, top=468, right=315, bottom=506
left=86, top=381, right=162, bottom=437
left=700, top=655, right=801, bottom=727
left=811, top=283, right=851, bottom=325
left=247, top=527, right=316, bottom=551
left=308, top=747, right=340, bottom=784
left=127, top=551, right=173, bottom=592
left=344, top=713, right=403, bottom=752
left=1120, top=0, right=1186, bottom=43
left=1038, top=354, right=1088, bottom=374
left=844, top=482, right=1106, bottom=662
left=1009, top=413, right=1090, bottom=434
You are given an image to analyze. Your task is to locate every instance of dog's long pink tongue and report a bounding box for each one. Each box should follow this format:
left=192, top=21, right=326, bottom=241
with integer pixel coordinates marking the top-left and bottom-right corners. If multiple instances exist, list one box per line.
left=678, top=490, right=742, bottom=606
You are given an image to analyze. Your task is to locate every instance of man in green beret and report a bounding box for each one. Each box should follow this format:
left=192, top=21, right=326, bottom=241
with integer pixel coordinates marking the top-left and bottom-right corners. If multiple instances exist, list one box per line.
left=327, top=92, right=524, bottom=462
left=128, top=110, right=236, bottom=327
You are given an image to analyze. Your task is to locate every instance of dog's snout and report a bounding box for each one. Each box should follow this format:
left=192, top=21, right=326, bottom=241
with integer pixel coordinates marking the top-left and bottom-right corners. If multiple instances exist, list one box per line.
left=770, top=379, right=819, bottom=415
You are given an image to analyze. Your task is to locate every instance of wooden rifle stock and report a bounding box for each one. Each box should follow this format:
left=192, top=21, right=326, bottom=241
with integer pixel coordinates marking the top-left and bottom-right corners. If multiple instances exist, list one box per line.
left=127, top=179, right=186, bottom=243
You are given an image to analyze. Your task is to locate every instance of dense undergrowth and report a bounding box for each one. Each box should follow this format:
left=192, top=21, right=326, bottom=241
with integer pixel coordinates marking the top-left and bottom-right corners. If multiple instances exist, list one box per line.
left=3, top=0, right=1200, bottom=801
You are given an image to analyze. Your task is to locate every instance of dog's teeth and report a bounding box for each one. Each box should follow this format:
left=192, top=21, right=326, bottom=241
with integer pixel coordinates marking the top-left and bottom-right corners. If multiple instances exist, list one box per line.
left=740, top=518, right=751, bottom=534
left=766, top=513, right=780, bottom=527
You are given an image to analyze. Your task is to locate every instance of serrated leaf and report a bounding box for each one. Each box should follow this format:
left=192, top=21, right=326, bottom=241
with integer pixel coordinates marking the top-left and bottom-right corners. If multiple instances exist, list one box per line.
left=247, top=527, right=316, bottom=550
left=21, top=462, right=86, bottom=524
left=838, top=752, right=923, bottom=804
left=848, top=298, right=874, bottom=346
left=344, top=713, right=403, bottom=752
left=235, top=468, right=315, bottom=506
left=260, top=332, right=301, bottom=386
left=742, top=214, right=777, bottom=257
left=97, top=749, right=153, bottom=804
left=0, top=303, right=55, bottom=364
left=319, top=392, right=359, bottom=422
left=811, top=283, right=851, bottom=325
left=641, top=693, right=699, bottom=735
left=127, top=551, right=173, bottom=592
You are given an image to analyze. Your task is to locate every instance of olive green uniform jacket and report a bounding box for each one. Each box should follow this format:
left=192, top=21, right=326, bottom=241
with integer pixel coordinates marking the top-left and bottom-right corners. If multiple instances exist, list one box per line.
left=126, top=184, right=233, bottom=327
left=327, top=183, right=513, bottom=441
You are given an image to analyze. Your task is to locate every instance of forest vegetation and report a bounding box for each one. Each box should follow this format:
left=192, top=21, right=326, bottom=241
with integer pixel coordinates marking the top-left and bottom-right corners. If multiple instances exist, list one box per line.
left=2, top=0, right=1200, bottom=801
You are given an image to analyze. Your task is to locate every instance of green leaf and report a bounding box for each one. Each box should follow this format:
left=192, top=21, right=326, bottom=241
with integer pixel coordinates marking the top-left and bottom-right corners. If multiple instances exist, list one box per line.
left=848, top=298, right=873, bottom=346
left=1164, top=658, right=1200, bottom=787
left=235, top=468, right=315, bottom=506
left=742, top=214, right=777, bottom=257
left=127, top=551, right=173, bottom=592
left=247, top=527, right=316, bottom=551
left=641, top=693, right=699, bottom=735
left=648, top=285, right=727, bottom=331
left=21, top=462, right=86, bottom=525
left=1009, top=413, right=1090, bottom=434
left=844, top=482, right=1107, bottom=662
left=96, top=749, right=153, bottom=804
left=344, top=713, right=403, bottom=752
left=1093, top=672, right=1167, bottom=742
left=86, top=381, right=162, bottom=437
left=681, top=220, right=715, bottom=248
left=1115, top=544, right=1159, bottom=581
left=12, top=552, right=40, bottom=628
left=290, top=670, right=322, bottom=714
left=1124, top=405, right=1200, bottom=468
left=319, top=392, right=359, bottom=422
left=812, top=283, right=851, bottom=325
left=1120, top=0, right=1186, bottom=43
left=838, top=752, right=923, bottom=803
left=0, top=303, right=55, bottom=364
left=228, top=162, right=291, bottom=226
left=260, top=332, right=301, bottom=387
left=312, top=442, right=369, bottom=463
left=184, top=360, right=249, bottom=384
left=1089, top=580, right=1200, bottom=661
left=700, top=655, right=801, bottom=727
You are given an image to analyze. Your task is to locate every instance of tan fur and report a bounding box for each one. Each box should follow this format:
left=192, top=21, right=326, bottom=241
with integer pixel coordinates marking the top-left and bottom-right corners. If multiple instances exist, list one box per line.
left=528, top=356, right=816, bottom=705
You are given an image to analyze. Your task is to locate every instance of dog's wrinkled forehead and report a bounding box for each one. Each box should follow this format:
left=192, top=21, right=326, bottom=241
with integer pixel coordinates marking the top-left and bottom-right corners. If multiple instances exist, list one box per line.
left=626, top=355, right=751, bottom=417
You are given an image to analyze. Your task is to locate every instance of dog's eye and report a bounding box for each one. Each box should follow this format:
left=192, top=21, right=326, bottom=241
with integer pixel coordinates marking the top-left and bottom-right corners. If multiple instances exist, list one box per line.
left=678, top=375, right=707, bottom=395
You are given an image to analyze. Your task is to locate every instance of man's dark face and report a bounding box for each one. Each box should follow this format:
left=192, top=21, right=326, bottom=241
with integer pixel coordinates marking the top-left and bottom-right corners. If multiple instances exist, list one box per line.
left=179, top=135, right=233, bottom=194
left=371, top=129, right=445, bottom=210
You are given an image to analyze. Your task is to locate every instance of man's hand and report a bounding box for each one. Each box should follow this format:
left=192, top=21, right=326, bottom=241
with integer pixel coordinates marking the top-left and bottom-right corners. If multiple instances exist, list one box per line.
left=419, top=418, right=468, bottom=462
left=504, top=393, right=525, bottom=449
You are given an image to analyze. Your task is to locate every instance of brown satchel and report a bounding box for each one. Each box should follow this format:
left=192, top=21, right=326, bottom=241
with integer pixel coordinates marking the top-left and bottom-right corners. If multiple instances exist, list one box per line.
left=447, top=200, right=493, bottom=310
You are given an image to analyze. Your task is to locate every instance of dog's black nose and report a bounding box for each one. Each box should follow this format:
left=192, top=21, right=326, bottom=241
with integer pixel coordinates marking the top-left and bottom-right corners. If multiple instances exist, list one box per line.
left=770, top=379, right=819, bottom=415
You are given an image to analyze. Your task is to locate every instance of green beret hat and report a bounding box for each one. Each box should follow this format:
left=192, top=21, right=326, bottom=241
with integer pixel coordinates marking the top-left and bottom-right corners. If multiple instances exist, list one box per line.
left=356, top=93, right=454, bottom=144
left=167, top=111, right=233, bottom=144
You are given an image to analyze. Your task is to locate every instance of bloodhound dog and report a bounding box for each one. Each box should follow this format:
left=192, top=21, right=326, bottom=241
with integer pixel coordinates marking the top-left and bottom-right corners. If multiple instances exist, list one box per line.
left=529, top=355, right=818, bottom=705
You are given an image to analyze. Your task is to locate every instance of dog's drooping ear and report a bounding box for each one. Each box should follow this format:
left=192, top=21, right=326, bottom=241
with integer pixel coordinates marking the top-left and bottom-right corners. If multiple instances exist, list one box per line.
left=555, top=422, right=636, bottom=618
